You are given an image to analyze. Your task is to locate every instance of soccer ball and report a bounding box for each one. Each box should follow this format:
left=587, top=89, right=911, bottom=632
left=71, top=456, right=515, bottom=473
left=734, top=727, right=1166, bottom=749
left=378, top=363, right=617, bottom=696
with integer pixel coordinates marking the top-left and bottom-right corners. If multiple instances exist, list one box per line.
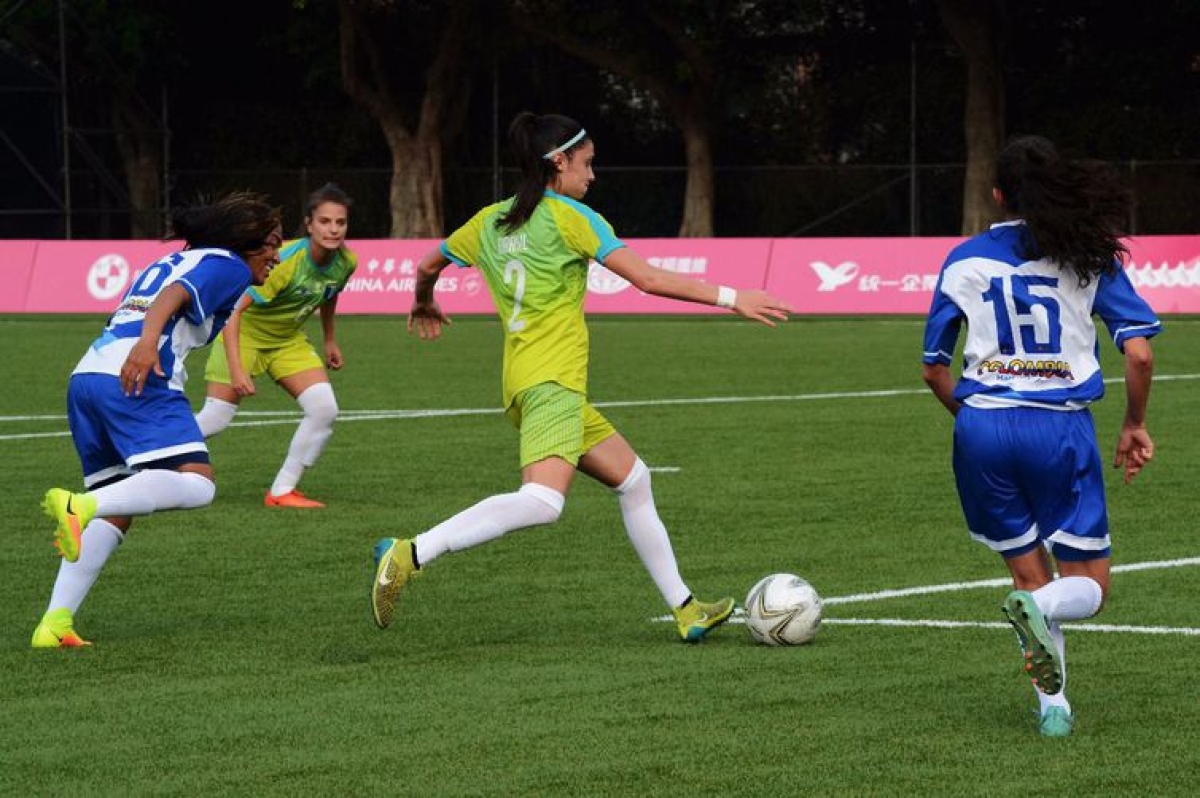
left=744, top=573, right=823, bottom=646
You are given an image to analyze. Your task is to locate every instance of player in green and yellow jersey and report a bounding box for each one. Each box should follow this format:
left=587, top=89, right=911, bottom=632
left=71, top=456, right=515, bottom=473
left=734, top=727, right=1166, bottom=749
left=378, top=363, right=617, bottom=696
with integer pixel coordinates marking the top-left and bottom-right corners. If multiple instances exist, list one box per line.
left=195, top=183, right=357, bottom=508
left=371, top=112, right=792, bottom=642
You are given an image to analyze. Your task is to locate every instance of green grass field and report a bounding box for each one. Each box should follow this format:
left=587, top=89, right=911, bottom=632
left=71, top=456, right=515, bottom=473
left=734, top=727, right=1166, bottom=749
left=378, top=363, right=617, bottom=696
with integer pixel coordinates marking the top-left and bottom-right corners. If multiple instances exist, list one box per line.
left=2, top=314, right=1197, bottom=796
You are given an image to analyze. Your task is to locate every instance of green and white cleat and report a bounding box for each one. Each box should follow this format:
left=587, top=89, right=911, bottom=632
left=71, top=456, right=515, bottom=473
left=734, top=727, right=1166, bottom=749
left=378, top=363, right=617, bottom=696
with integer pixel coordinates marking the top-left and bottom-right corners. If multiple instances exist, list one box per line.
left=371, top=537, right=419, bottom=629
left=1039, top=706, right=1074, bottom=738
left=673, top=596, right=735, bottom=642
left=31, top=608, right=92, bottom=649
left=41, top=488, right=96, bottom=563
left=1002, top=589, right=1063, bottom=695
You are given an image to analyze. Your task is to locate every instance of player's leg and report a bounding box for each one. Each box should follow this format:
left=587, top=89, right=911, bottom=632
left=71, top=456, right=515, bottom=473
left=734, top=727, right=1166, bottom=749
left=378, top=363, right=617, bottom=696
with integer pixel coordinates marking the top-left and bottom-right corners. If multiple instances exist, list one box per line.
left=195, top=339, right=245, bottom=438
left=578, top=411, right=733, bottom=642
left=266, top=342, right=337, bottom=507
left=48, top=378, right=218, bottom=522
left=371, top=384, right=573, bottom=629
left=953, top=406, right=1071, bottom=728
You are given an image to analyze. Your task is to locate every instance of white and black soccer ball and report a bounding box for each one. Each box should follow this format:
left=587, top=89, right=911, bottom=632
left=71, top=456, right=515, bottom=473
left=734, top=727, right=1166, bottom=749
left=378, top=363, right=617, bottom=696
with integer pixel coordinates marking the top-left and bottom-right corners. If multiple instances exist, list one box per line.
left=744, top=573, right=823, bottom=646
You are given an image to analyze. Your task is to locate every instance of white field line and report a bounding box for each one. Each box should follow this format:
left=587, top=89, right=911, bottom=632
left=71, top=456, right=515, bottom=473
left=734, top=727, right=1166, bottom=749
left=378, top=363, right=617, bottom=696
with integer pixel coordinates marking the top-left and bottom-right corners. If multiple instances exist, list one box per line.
left=5, top=372, right=1200, bottom=441
left=826, top=556, right=1200, bottom=604
left=653, top=556, right=1200, bottom=637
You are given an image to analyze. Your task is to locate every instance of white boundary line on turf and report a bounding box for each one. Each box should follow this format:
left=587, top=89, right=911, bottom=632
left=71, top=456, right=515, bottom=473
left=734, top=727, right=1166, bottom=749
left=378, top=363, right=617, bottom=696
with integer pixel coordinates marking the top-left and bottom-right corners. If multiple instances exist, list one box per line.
left=652, top=556, right=1200, bottom=637
left=5, top=372, right=1200, bottom=441
left=826, top=556, right=1200, bottom=605
left=818, top=618, right=1200, bottom=636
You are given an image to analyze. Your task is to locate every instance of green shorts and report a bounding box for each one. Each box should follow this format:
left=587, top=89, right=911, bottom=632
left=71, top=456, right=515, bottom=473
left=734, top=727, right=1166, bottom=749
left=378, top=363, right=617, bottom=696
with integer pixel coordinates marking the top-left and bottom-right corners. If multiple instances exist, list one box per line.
left=204, top=333, right=323, bottom=385
left=506, top=382, right=616, bottom=468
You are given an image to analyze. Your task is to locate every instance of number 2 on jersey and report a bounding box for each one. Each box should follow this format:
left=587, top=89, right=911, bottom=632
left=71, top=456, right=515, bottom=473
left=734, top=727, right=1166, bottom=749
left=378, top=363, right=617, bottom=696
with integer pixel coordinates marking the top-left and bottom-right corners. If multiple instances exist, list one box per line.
left=982, top=275, right=1062, bottom=355
left=504, top=259, right=527, bottom=333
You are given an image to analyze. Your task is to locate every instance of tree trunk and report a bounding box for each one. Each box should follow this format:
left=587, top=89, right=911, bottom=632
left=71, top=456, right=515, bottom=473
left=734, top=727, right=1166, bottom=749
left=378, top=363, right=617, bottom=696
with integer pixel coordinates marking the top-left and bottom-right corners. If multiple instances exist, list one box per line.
left=938, top=0, right=1005, bottom=235
left=337, top=0, right=476, bottom=238
left=113, top=99, right=163, bottom=238
left=679, top=122, right=715, bottom=237
left=384, top=127, right=443, bottom=237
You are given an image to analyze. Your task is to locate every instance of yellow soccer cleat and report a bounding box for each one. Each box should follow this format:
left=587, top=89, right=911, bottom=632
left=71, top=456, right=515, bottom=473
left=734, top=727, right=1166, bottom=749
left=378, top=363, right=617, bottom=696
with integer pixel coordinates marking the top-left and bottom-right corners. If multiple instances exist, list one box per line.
left=371, top=538, right=419, bottom=629
left=31, top=608, right=92, bottom=649
left=41, top=488, right=96, bottom=563
left=673, top=596, right=735, bottom=642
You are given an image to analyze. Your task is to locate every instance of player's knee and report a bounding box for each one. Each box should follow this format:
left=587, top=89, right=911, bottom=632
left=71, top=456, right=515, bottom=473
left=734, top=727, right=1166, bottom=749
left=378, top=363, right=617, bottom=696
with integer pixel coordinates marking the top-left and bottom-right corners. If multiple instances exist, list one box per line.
left=519, top=482, right=565, bottom=525
left=299, top=382, right=338, bottom=427
left=179, top=471, right=217, bottom=508
left=196, top=397, right=238, bottom=438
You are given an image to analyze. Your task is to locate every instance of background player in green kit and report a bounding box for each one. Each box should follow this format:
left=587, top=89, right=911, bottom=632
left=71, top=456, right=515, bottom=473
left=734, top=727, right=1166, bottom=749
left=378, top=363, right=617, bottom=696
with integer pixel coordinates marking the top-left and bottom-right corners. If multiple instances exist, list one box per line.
left=371, top=112, right=792, bottom=642
left=195, top=183, right=357, bottom=508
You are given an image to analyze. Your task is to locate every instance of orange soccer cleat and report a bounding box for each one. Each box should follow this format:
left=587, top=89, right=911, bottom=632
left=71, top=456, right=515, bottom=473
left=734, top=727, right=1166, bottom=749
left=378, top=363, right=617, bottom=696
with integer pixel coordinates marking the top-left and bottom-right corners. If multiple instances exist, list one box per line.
left=264, top=489, right=325, bottom=508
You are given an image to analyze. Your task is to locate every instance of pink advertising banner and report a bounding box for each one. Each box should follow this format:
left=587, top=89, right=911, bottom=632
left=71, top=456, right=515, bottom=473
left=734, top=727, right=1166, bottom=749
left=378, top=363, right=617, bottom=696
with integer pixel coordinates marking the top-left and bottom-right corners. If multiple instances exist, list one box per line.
left=765, top=235, right=1200, bottom=315
left=7, top=235, right=1200, bottom=315
left=765, top=237, right=961, bottom=314
left=25, top=241, right=177, bottom=313
left=0, top=240, right=38, bottom=312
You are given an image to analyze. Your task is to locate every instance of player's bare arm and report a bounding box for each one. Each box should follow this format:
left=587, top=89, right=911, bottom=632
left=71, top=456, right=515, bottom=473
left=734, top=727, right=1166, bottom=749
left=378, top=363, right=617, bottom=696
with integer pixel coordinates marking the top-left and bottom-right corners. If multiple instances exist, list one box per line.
left=320, top=298, right=344, bottom=369
left=120, top=283, right=192, bottom=396
left=921, top=362, right=960, bottom=416
left=603, top=247, right=791, bottom=327
left=1115, top=336, right=1155, bottom=483
left=408, top=248, right=453, bottom=340
left=223, top=293, right=255, bottom=396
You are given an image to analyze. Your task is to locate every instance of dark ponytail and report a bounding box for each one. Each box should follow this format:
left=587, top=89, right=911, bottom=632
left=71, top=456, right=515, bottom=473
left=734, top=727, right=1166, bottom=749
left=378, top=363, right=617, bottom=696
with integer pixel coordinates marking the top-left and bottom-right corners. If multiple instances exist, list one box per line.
left=498, top=112, right=588, bottom=233
left=996, top=135, right=1130, bottom=286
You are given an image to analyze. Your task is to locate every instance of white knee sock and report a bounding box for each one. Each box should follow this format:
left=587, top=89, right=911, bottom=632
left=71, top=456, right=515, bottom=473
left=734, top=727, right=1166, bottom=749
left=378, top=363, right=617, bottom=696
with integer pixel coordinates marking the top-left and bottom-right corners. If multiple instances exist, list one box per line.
left=1033, top=575, right=1103, bottom=622
left=1036, top=621, right=1071, bottom=713
left=270, top=382, right=338, bottom=496
left=194, top=397, right=239, bottom=438
left=614, top=458, right=690, bottom=608
left=47, top=519, right=124, bottom=614
left=92, top=470, right=216, bottom=516
left=414, top=483, right=564, bottom=565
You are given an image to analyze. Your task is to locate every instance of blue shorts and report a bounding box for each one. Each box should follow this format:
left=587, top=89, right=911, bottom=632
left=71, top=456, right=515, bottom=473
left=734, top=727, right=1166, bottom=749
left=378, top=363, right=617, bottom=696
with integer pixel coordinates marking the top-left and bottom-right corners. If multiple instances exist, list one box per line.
left=952, top=405, right=1110, bottom=562
left=67, top=373, right=209, bottom=488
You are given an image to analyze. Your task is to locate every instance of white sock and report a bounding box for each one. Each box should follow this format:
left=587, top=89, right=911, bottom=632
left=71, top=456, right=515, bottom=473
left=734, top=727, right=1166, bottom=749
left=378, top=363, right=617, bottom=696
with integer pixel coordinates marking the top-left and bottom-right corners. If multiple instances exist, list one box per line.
left=92, top=470, right=216, bottom=516
left=414, top=483, right=564, bottom=565
left=270, top=382, right=338, bottom=496
left=1033, top=575, right=1103, bottom=622
left=46, top=519, right=124, bottom=614
left=194, top=397, right=239, bottom=438
left=1036, top=621, right=1071, bottom=714
left=614, top=458, right=690, bottom=608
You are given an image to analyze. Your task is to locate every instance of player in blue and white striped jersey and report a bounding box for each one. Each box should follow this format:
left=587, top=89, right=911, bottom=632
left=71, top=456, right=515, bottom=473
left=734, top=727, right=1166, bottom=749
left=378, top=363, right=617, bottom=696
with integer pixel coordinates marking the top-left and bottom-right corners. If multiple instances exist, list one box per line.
left=31, top=192, right=282, bottom=649
left=922, top=136, right=1160, bottom=737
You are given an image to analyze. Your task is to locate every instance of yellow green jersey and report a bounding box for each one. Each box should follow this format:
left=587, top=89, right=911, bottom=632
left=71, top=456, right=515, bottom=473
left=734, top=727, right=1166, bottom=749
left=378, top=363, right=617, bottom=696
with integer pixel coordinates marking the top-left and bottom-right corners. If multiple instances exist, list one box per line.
left=440, top=190, right=625, bottom=409
left=239, top=238, right=357, bottom=346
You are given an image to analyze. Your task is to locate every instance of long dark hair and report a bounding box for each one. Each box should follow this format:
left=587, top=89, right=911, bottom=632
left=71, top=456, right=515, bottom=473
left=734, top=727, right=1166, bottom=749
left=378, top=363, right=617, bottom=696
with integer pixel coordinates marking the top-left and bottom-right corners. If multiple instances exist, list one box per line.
left=996, top=135, right=1129, bottom=285
left=169, top=191, right=282, bottom=256
left=498, top=112, right=588, bottom=233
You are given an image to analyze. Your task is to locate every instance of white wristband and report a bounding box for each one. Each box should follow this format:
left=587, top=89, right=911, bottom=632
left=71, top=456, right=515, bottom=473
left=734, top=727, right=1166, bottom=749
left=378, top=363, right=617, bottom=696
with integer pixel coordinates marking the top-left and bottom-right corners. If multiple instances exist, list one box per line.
left=716, top=285, right=737, bottom=309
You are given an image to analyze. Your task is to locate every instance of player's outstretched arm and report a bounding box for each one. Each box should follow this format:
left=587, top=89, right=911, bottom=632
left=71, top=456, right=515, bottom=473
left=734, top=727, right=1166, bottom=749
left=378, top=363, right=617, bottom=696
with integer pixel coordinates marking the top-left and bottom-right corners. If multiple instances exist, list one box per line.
left=603, top=247, right=791, bottom=327
left=408, top=247, right=454, bottom=341
left=1114, top=336, right=1155, bottom=484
